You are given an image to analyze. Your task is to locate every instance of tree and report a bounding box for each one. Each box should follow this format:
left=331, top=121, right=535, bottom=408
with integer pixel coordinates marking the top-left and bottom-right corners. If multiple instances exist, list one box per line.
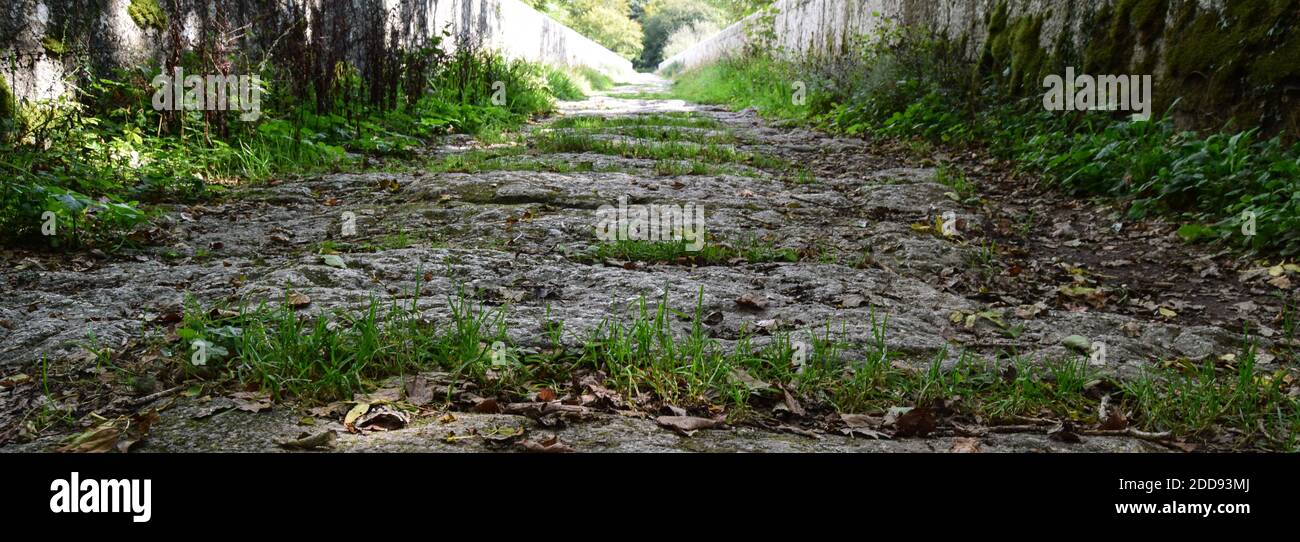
left=661, top=19, right=724, bottom=61
left=522, top=0, right=644, bottom=61
left=567, top=0, right=645, bottom=60
left=636, top=0, right=726, bottom=69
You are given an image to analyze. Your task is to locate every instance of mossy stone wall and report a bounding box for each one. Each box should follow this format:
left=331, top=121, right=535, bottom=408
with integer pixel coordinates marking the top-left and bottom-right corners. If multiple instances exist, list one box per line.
left=974, top=0, right=1299, bottom=133
left=666, top=0, right=1299, bottom=134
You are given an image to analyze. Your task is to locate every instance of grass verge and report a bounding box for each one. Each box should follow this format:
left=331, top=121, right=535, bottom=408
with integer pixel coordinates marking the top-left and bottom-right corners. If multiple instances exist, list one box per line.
left=173, top=286, right=1300, bottom=450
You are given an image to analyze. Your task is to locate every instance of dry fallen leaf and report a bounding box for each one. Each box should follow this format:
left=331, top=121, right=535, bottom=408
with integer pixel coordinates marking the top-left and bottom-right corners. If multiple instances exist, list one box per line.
left=519, top=435, right=576, bottom=453
left=230, top=391, right=272, bottom=413
left=949, top=437, right=982, bottom=453
left=729, top=368, right=773, bottom=392
left=308, top=402, right=347, bottom=418
left=735, top=292, right=769, bottom=310
left=57, top=411, right=159, bottom=453
left=344, top=402, right=370, bottom=432
left=887, top=406, right=937, bottom=437
left=353, top=404, right=409, bottom=432
left=403, top=376, right=435, bottom=407
left=1100, top=409, right=1128, bottom=431
left=839, top=413, right=890, bottom=439
left=0, top=373, right=32, bottom=388
left=286, top=292, right=312, bottom=308
left=656, top=415, right=724, bottom=436
left=359, top=386, right=402, bottom=404
left=472, top=398, right=502, bottom=414
left=276, top=430, right=337, bottom=450
left=775, top=385, right=806, bottom=417
left=578, top=375, right=623, bottom=407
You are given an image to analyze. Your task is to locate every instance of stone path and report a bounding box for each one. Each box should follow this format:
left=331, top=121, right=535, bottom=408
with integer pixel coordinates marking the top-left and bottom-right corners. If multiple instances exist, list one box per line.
left=1, top=76, right=1279, bottom=452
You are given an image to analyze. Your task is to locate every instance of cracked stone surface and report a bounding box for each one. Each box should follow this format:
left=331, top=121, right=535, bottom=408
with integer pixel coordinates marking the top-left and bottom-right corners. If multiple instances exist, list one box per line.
left=0, top=76, right=1280, bottom=452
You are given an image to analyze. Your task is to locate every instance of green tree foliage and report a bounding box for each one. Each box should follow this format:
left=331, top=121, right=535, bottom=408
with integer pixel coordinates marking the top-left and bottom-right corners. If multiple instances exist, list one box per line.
left=523, top=0, right=645, bottom=61
left=569, top=0, right=645, bottom=60
left=525, top=0, right=767, bottom=69
left=662, top=19, right=723, bottom=61
left=637, top=0, right=725, bottom=69
left=636, top=0, right=773, bottom=69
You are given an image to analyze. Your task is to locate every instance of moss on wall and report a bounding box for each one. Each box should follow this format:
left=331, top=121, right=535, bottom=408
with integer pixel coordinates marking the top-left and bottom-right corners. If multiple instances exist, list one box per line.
left=979, top=1, right=1050, bottom=95
left=1163, top=0, right=1300, bottom=131
left=41, top=36, right=68, bottom=55
left=128, top=0, right=167, bottom=31
left=970, top=0, right=1297, bottom=133
left=0, top=76, right=14, bottom=121
left=1082, top=0, right=1166, bottom=77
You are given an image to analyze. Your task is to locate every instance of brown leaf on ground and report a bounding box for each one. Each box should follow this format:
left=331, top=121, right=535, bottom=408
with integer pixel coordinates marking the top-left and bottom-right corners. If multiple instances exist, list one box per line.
left=735, top=292, right=769, bottom=310
left=230, top=391, right=272, bottom=413
left=519, top=435, right=576, bottom=453
left=115, top=411, right=159, bottom=453
left=502, top=402, right=591, bottom=420
left=477, top=424, right=526, bottom=444
left=661, top=405, right=687, bottom=417
left=472, top=398, right=502, bottom=413
left=949, top=437, right=982, bottom=453
left=354, top=405, right=410, bottom=432
left=656, top=415, right=724, bottom=436
left=308, top=402, right=347, bottom=418
left=404, top=375, right=434, bottom=407
left=58, top=410, right=159, bottom=453
left=359, top=386, right=402, bottom=404
left=276, top=430, right=337, bottom=450
left=774, top=385, right=806, bottom=417
left=58, top=424, right=120, bottom=453
left=839, top=412, right=891, bottom=438
left=841, top=426, right=890, bottom=439
left=344, top=403, right=369, bottom=433
left=839, top=413, right=877, bottom=427
left=536, top=388, right=557, bottom=402
left=888, top=407, right=937, bottom=437
left=1099, top=409, right=1128, bottom=431
left=578, top=375, right=623, bottom=407
left=286, top=291, right=311, bottom=308
left=729, top=368, right=773, bottom=393
left=0, top=373, right=31, bottom=388
left=775, top=424, right=822, bottom=439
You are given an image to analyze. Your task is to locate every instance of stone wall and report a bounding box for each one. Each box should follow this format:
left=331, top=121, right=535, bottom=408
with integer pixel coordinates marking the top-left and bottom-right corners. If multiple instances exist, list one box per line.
left=657, top=0, right=1143, bottom=73
left=658, top=0, right=1300, bottom=132
left=1, top=0, right=635, bottom=103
